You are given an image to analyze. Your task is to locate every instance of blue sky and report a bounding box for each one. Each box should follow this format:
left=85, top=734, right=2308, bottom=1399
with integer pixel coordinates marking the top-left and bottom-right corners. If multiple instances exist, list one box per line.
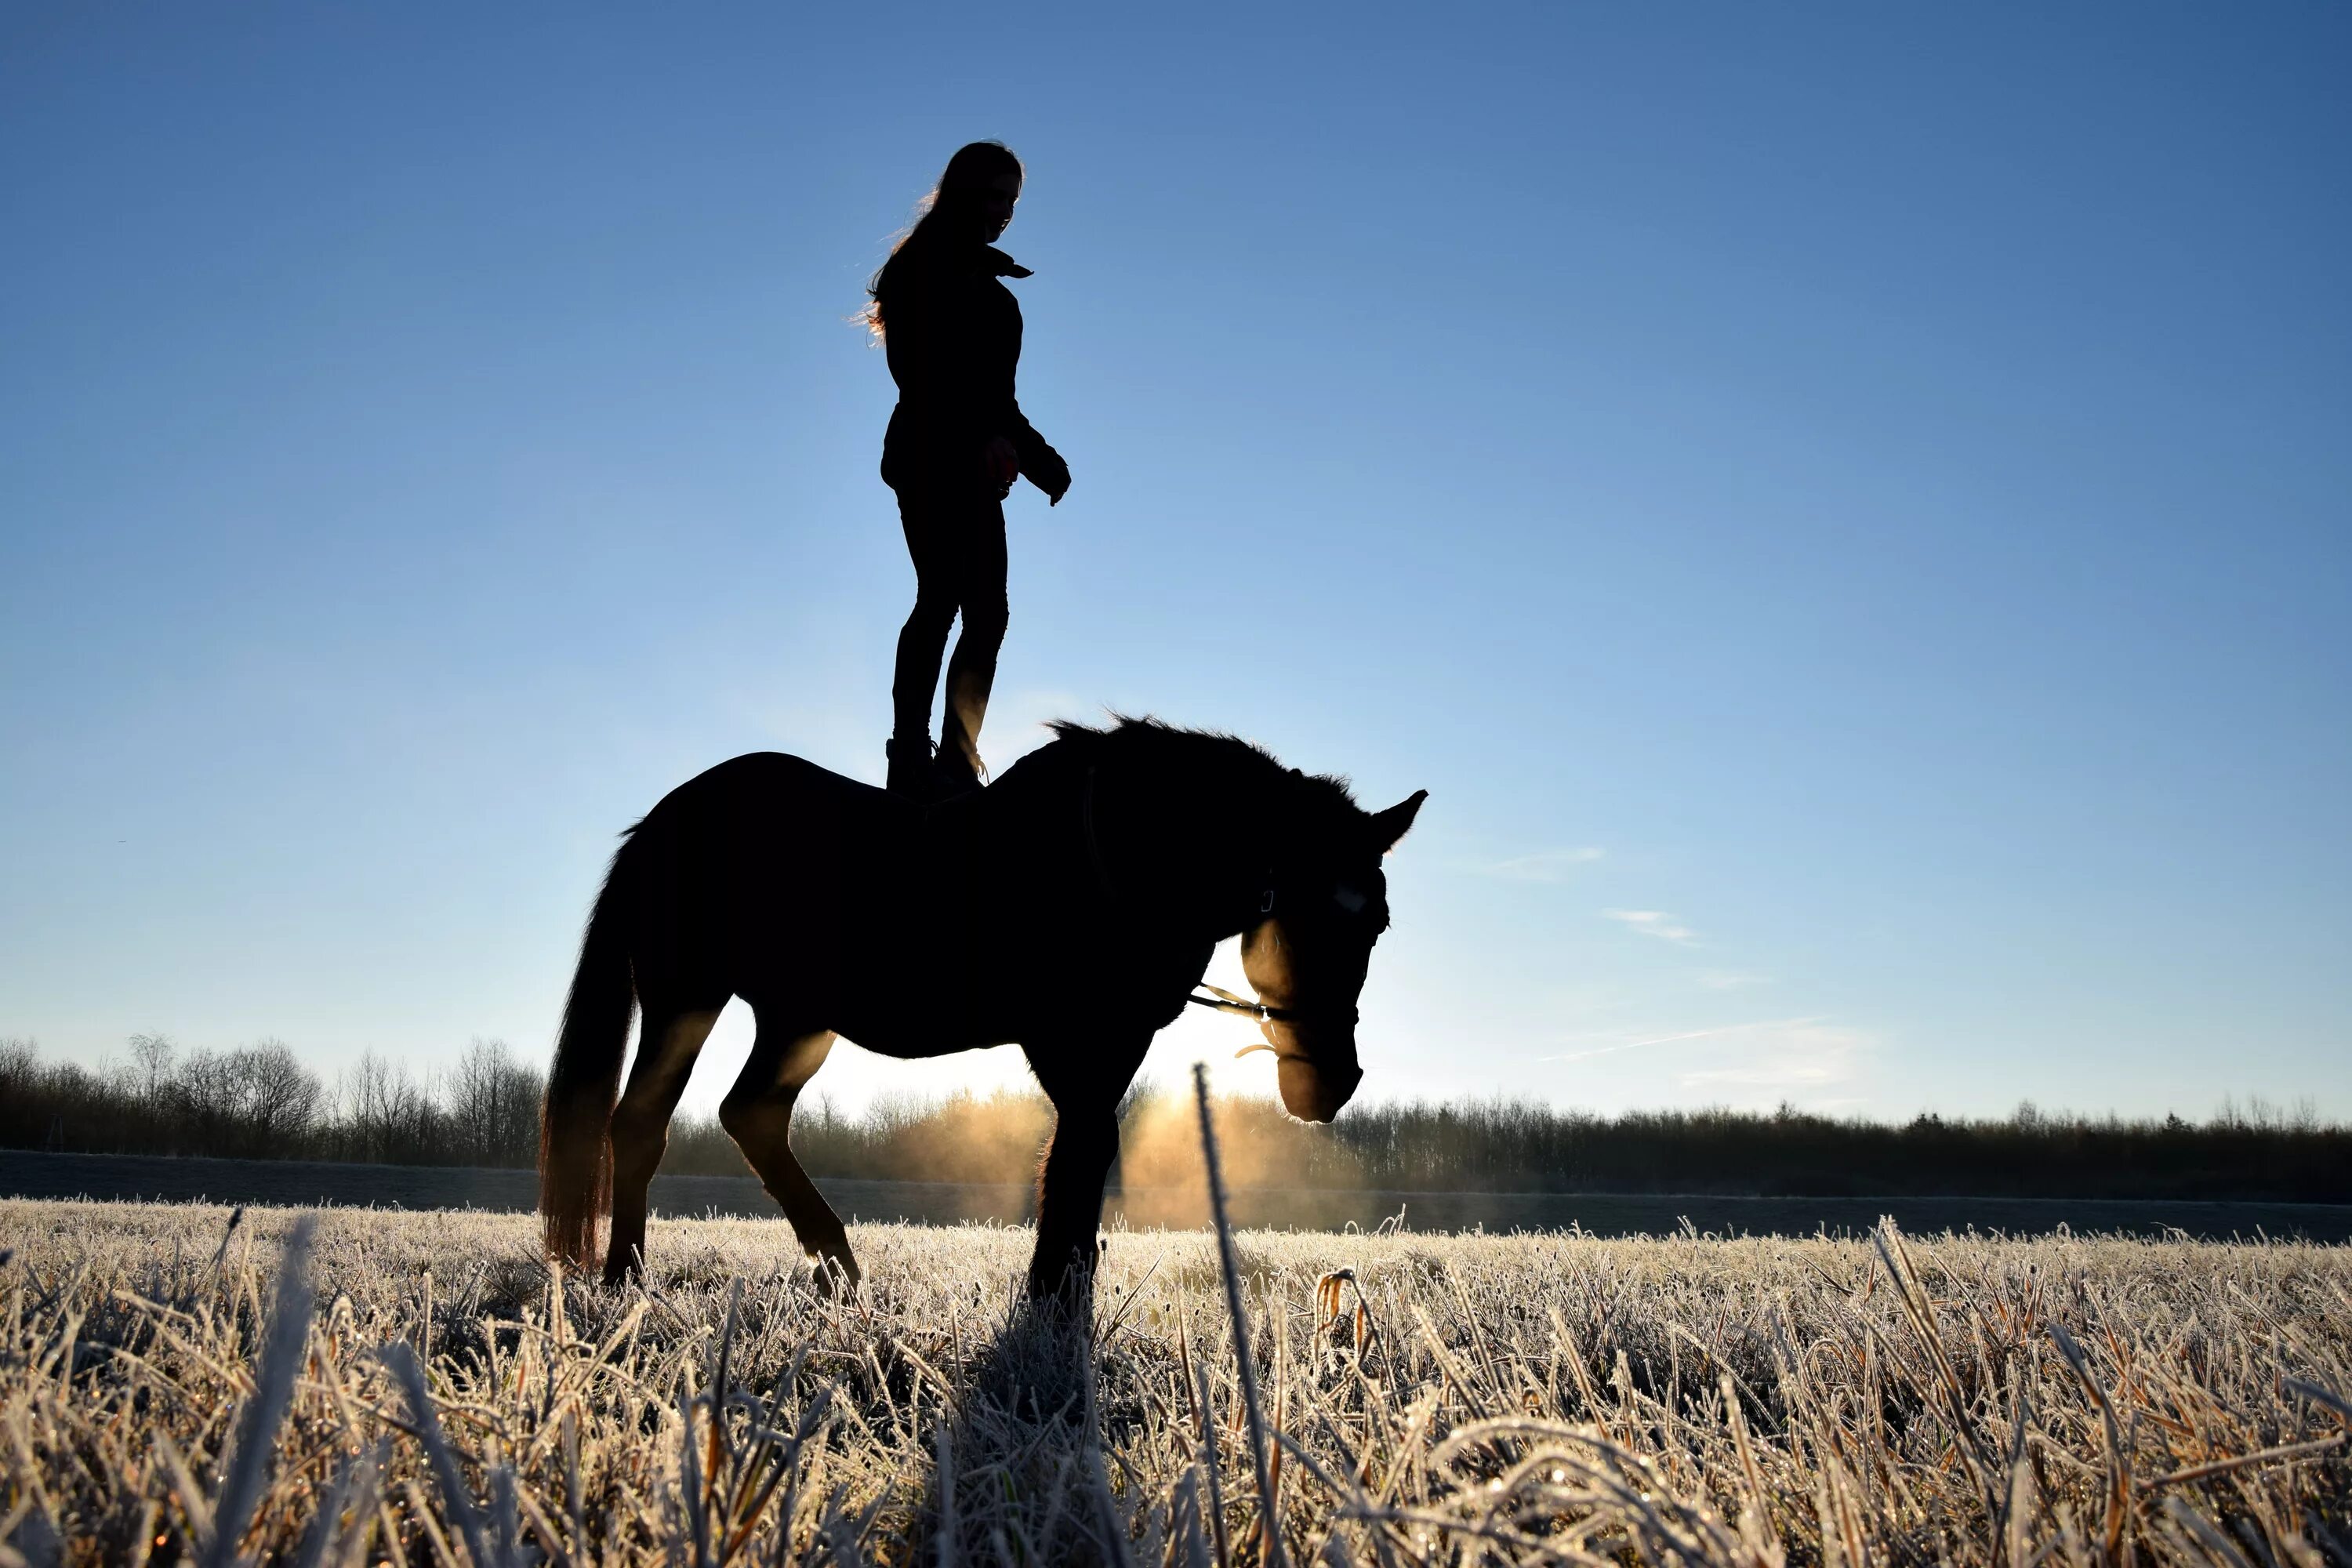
left=3, top=5, right=2346, bottom=1122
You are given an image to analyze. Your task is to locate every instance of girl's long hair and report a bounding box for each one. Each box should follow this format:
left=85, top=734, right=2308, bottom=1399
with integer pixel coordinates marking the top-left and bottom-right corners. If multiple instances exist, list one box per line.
left=862, top=140, right=1024, bottom=341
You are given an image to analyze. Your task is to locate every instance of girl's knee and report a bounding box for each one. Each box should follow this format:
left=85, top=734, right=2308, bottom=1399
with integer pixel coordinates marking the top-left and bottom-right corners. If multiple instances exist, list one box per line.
left=965, top=592, right=1009, bottom=644
left=904, top=594, right=958, bottom=637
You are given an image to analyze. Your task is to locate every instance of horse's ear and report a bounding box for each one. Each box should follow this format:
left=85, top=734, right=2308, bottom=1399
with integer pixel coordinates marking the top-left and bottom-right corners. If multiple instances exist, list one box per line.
left=1370, top=790, right=1428, bottom=854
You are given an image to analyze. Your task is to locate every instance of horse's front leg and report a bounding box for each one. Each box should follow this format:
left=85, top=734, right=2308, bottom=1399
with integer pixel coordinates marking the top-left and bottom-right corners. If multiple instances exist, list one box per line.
left=1026, top=1037, right=1145, bottom=1309
left=604, top=996, right=723, bottom=1287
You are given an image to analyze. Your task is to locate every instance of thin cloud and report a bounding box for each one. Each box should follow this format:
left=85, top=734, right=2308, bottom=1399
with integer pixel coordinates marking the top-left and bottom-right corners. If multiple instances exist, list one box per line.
left=1468, top=848, right=1605, bottom=883
left=1699, top=971, right=1772, bottom=990
left=1676, top=1019, right=1875, bottom=1092
left=1542, top=1021, right=1766, bottom=1065
left=1603, top=909, right=1697, bottom=944
left=1540, top=1015, right=1822, bottom=1065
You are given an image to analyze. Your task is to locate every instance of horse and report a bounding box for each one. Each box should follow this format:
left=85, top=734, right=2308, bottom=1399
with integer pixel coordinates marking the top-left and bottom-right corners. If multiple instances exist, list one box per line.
left=537, top=717, right=1425, bottom=1301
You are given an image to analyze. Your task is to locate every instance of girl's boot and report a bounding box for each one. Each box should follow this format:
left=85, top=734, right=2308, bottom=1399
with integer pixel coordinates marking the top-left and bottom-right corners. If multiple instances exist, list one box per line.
left=886, top=736, right=937, bottom=798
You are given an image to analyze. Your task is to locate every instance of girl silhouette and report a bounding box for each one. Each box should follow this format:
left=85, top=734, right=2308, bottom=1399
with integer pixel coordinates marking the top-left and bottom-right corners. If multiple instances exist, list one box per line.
left=867, top=141, right=1070, bottom=800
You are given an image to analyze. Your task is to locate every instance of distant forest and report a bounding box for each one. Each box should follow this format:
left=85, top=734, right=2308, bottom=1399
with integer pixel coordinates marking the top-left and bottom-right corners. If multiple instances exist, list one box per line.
left=2, top=1033, right=2346, bottom=1203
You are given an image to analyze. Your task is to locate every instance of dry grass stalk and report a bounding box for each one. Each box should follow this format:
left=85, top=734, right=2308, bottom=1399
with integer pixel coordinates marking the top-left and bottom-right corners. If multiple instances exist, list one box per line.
left=1193, top=1062, right=1290, bottom=1568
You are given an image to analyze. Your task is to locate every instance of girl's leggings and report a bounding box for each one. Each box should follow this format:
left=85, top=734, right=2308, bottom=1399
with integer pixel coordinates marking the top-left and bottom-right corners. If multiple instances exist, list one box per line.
left=890, top=482, right=1008, bottom=775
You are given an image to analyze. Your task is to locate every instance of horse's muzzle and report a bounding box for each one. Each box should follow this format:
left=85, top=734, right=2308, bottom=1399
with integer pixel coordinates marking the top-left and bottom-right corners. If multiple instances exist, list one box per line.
left=1277, top=1054, right=1362, bottom=1123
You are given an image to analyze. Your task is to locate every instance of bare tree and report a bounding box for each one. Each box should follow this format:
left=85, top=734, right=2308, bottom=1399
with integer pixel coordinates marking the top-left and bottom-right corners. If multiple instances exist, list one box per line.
left=236, top=1040, right=325, bottom=1154
left=169, top=1048, right=242, bottom=1153
left=340, top=1051, right=441, bottom=1163
left=445, top=1037, right=543, bottom=1167
left=128, top=1032, right=175, bottom=1104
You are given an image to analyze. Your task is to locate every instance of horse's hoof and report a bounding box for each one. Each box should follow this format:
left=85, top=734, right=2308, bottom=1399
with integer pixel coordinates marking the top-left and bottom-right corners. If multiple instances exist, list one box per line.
left=808, top=1256, right=862, bottom=1298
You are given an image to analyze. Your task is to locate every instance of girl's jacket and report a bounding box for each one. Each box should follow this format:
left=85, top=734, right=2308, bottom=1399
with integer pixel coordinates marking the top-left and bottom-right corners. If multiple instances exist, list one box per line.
left=877, top=239, right=1062, bottom=495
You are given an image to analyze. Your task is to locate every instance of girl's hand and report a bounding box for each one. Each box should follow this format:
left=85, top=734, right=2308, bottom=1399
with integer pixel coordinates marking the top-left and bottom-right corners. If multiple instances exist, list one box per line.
left=1028, top=448, right=1071, bottom=506
left=983, top=436, right=1019, bottom=498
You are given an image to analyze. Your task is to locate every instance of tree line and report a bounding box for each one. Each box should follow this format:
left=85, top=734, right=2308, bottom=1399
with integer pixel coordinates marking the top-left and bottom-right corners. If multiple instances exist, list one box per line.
left=2, top=1036, right=2345, bottom=1201
left=0, top=1034, right=540, bottom=1168
left=655, top=1083, right=2352, bottom=1203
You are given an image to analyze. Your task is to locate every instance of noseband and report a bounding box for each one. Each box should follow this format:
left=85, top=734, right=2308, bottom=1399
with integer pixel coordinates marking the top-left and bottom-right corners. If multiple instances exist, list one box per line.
left=1080, top=764, right=1359, bottom=1050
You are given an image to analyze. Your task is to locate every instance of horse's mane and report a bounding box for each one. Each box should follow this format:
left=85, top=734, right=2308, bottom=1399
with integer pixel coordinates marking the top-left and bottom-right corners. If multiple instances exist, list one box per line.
left=1043, top=715, right=1362, bottom=821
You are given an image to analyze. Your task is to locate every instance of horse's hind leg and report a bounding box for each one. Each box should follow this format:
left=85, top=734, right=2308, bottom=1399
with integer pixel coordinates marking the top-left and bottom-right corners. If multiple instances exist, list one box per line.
left=719, top=1020, right=858, bottom=1288
left=604, top=993, right=724, bottom=1287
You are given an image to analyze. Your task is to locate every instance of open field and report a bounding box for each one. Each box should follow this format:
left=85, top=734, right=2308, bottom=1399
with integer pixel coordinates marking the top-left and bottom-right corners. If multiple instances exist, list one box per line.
left=2, top=1199, right=2347, bottom=1565
left=9, top=1149, right=2352, bottom=1242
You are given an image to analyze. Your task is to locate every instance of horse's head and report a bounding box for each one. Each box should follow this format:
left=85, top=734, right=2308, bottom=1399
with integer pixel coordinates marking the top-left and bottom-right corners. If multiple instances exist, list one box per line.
left=1238, top=788, right=1427, bottom=1122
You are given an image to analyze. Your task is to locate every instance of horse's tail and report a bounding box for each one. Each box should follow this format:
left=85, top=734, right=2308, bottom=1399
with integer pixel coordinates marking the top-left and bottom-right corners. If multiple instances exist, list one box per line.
left=539, top=844, right=638, bottom=1270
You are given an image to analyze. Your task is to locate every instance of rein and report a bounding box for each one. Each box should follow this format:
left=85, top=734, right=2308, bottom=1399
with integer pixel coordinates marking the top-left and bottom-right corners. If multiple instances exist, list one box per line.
left=1080, top=764, right=1352, bottom=1052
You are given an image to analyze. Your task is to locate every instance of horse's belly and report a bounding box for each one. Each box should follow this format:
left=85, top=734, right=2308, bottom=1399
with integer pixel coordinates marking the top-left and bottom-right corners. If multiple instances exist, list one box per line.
left=827, top=929, right=1024, bottom=1058
left=833, top=1018, right=1006, bottom=1060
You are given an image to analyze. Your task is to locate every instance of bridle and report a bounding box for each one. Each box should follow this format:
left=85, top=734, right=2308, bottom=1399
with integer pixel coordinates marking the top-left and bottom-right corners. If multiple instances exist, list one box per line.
left=1080, top=764, right=1359, bottom=1051
left=1185, top=982, right=1356, bottom=1036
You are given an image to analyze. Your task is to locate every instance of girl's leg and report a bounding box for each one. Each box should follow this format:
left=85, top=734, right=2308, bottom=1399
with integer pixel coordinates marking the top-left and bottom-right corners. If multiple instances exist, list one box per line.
left=890, top=488, right=958, bottom=759
left=938, top=493, right=1009, bottom=779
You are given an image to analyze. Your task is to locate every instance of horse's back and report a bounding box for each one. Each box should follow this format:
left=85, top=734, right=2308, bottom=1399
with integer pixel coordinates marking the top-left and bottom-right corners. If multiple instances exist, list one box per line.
left=619, top=752, right=996, bottom=1031
left=638, top=750, right=880, bottom=825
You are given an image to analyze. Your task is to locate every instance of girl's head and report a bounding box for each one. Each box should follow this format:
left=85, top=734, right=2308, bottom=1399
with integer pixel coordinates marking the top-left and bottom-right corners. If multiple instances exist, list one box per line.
left=865, top=142, right=1025, bottom=337
left=929, top=141, right=1023, bottom=243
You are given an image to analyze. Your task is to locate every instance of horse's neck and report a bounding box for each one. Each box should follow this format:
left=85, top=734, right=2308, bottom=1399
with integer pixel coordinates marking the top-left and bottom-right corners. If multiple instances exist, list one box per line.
left=1092, top=746, right=1270, bottom=941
